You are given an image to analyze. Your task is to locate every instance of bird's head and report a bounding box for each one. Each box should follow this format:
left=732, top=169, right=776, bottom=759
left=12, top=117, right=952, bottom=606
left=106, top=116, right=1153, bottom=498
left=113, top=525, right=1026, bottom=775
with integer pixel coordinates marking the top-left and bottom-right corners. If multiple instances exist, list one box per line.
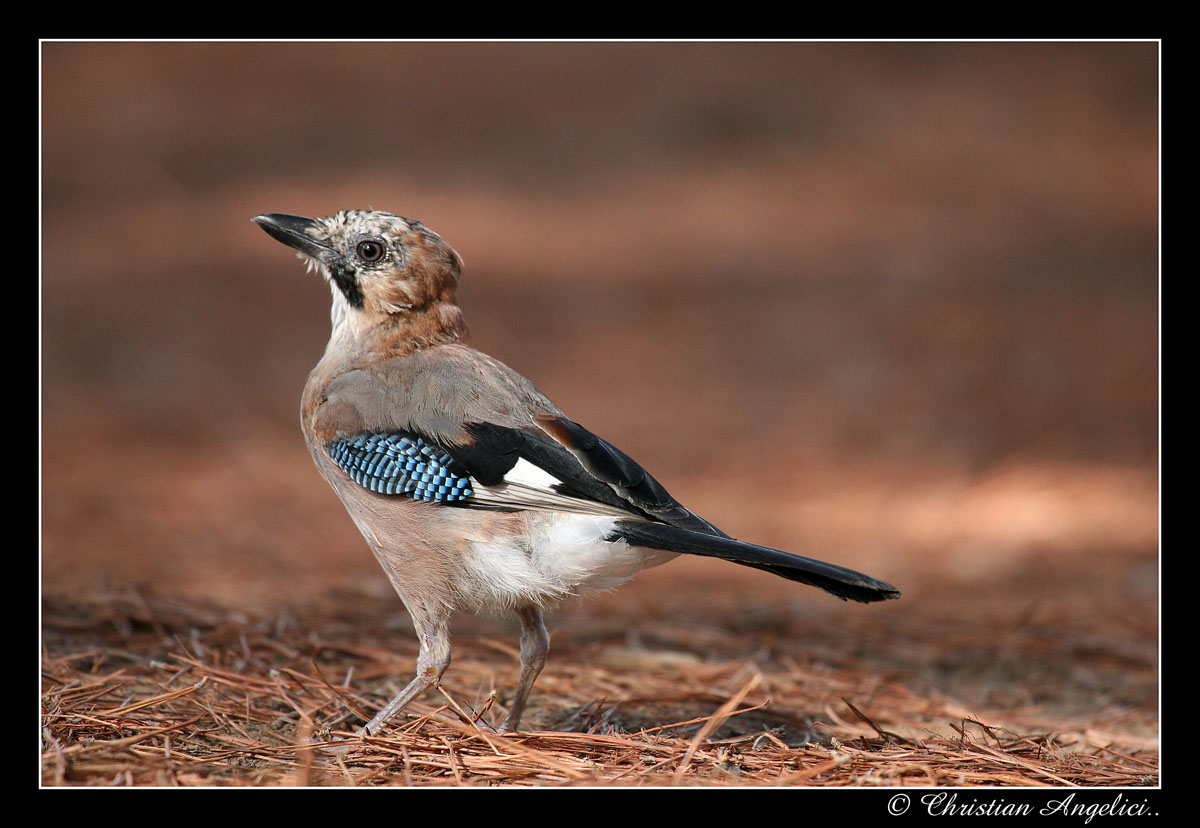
left=255, top=210, right=465, bottom=324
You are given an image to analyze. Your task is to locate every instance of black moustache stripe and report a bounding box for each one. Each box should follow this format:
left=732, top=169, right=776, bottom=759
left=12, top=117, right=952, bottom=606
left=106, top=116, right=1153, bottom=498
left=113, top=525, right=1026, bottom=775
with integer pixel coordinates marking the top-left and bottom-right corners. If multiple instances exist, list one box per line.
left=330, top=263, right=364, bottom=309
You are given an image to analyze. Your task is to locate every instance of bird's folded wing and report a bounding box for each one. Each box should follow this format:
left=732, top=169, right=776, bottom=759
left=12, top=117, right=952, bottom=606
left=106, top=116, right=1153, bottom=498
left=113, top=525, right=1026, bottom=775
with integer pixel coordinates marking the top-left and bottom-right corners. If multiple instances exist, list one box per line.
left=323, top=419, right=727, bottom=532
left=310, top=348, right=726, bottom=535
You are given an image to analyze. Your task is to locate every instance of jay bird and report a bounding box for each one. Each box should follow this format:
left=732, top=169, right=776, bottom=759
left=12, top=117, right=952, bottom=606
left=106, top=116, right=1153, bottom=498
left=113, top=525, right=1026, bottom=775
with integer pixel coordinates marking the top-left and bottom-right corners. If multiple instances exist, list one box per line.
left=254, top=209, right=900, bottom=735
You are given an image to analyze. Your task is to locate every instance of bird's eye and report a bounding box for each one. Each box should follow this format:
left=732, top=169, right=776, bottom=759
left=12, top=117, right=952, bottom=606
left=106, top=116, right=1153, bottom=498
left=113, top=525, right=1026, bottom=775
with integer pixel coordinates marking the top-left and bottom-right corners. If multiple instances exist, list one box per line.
left=356, top=240, right=385, bottom=262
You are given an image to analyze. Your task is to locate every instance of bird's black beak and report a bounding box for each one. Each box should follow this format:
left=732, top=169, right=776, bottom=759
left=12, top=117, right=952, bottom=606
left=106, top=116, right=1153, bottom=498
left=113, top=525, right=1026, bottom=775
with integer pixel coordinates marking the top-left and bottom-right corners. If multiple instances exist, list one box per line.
left=254, top=213, right=340, bottom=264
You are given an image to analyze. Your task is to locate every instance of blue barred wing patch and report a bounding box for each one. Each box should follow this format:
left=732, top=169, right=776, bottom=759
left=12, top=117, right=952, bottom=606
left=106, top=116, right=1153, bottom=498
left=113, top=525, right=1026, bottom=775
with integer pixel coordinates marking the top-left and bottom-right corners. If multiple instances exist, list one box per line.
left=328, top=433, right=474, bottom=502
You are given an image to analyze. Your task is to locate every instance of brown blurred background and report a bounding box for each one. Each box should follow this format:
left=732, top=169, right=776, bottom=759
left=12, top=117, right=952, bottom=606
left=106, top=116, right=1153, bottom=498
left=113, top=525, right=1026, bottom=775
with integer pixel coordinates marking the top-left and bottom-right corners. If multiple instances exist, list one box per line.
left=42, top=42, right=1157, bottom=737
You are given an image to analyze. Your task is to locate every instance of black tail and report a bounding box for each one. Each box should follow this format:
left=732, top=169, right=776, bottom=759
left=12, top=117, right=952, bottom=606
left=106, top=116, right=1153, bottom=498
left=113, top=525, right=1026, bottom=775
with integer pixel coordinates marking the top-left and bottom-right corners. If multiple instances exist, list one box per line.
left=608, top=520, right=900, bottom=604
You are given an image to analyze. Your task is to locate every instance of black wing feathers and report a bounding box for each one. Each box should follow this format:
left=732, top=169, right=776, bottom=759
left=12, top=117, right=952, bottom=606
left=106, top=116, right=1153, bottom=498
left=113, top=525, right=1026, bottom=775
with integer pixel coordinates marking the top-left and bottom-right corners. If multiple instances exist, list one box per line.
left=446, top=423, right=525, bottom=486
left=505, top=427, right=636, bottom=512
left=535, top=417, right=729, bottom=537
left=437, top=419, right=725, bottom=536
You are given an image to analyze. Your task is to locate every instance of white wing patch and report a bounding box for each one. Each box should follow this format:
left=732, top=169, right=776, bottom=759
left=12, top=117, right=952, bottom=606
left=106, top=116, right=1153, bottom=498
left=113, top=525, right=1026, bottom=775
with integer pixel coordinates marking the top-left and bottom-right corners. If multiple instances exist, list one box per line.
left=467, top=459, right=634, bottom=518
left=504, top=458, right=564, bottom=490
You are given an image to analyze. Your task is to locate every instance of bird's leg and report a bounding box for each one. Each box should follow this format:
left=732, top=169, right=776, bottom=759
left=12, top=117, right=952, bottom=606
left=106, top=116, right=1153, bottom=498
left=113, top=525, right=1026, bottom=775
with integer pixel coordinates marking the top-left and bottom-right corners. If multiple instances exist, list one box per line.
left=357, top=611, right=451, bottom=737
left=500, top=604, right=549, bottom=732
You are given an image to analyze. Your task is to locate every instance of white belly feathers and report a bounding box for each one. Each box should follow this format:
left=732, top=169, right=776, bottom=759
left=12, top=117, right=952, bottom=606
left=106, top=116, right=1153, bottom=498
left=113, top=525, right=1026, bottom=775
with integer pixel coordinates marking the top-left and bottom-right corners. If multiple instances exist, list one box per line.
left=459, top=512, right=676, bottom=610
